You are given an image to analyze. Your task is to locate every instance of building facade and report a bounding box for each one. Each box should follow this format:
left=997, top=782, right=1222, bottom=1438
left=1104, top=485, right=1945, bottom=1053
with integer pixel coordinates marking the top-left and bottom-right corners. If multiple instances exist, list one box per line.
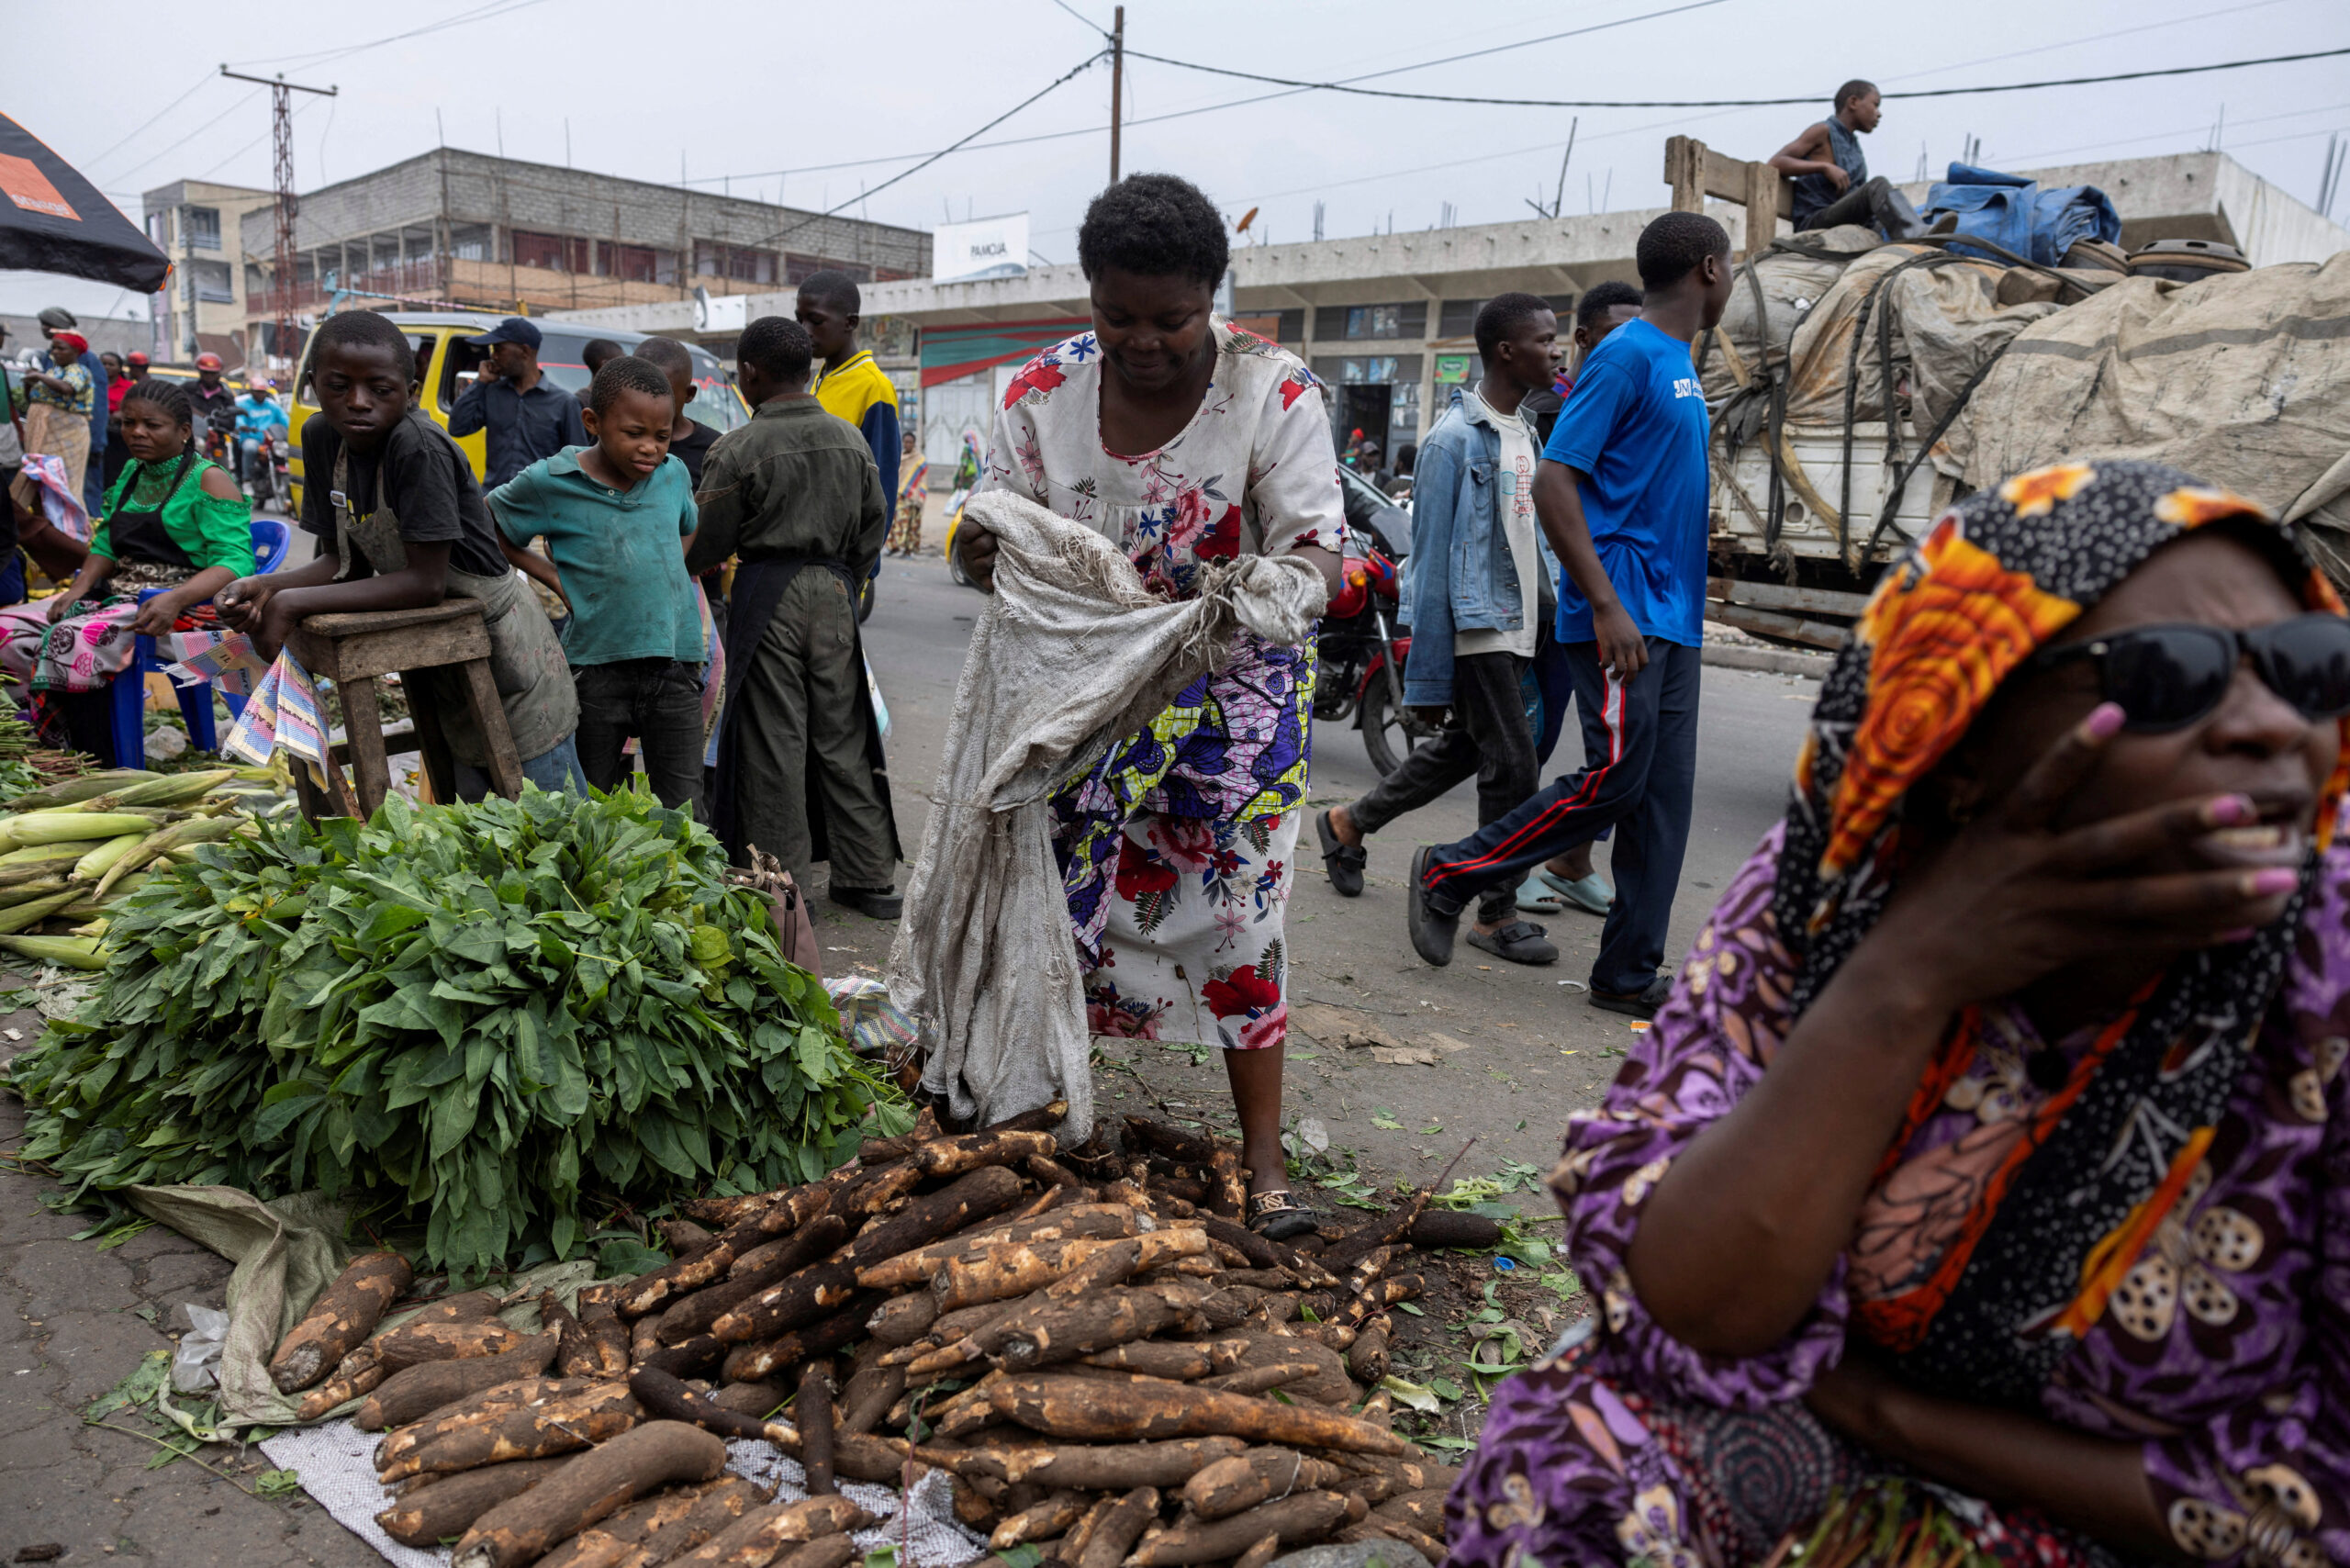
left=141, top=179, right=276, bottom=368
left=234, top=148, right=931, bottom=372
left=544, top=148, right=2347, bottom=486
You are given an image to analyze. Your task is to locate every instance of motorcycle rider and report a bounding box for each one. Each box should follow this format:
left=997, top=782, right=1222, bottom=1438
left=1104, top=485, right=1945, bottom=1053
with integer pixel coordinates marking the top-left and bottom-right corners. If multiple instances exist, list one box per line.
left=1315, top=293, right=1565, bottom=966
left=232, top=379, right=288, bottom=499
left=185, top=353, right=238, bottom=469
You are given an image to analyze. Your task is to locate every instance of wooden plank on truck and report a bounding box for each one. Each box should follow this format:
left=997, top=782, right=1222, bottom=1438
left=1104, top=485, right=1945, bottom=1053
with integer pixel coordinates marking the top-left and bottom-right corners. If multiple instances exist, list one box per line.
left=1707, top=578, right=1874, bottom=619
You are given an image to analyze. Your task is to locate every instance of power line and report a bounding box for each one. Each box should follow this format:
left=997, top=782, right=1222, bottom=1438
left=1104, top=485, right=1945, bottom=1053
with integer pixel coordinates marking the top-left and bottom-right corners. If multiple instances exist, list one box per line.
left=103, top=87, right=266, bottom=185
left=677, top=0, right=1730, bottom=193
left=1122, top=43, right=2350, bottom=109
left=1043, top=0, right=1110, bottom=38
left=84, top=73, right=218, bottom=174
left=223, top=0, right=558, bottom=71
left=737, top=52, right=1107, bottom=252
left=1881, top=0, right=2294, bottom=84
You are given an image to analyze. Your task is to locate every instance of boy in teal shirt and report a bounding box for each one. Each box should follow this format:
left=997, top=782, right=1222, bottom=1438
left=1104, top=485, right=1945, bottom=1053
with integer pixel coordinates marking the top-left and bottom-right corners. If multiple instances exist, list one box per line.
left=487, top=356, right=705, bottom=812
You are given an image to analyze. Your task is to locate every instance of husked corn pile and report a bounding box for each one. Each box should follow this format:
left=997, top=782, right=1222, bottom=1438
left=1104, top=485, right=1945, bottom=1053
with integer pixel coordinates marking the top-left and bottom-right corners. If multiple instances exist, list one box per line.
left=269, top=1105, right=1490, bottom=1568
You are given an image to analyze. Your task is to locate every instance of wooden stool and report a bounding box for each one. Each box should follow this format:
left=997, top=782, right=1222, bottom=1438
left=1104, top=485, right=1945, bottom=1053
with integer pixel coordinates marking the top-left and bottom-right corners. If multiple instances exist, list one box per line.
left=286, top=601, right=525, bottom=820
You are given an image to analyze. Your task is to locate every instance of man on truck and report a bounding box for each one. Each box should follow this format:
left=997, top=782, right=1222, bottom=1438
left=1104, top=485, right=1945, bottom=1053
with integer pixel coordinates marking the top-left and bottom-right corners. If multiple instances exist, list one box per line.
left=1769, top=80, right=1926, bottom=240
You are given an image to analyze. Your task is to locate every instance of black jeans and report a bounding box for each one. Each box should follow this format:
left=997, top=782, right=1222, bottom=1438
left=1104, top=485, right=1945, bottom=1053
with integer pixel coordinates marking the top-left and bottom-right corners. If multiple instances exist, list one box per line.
left=1349, top=649, right=1537, bottom=924
left=1422, top=639, right=1700, bottom=993
left=571, top=657, right=705, bottom=814
left=1798, top=175, right=1924, bottom=239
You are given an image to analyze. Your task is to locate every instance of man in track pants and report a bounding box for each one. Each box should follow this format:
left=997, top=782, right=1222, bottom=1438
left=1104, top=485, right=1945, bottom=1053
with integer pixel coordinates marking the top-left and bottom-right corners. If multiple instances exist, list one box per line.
left=1404, top=211, right=1735, bottom=1019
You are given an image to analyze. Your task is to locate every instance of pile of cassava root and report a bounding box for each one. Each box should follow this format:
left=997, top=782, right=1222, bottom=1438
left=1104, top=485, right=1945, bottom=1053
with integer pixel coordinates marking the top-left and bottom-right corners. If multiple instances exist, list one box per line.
left=259, top=1105, right=1505, bottom=1568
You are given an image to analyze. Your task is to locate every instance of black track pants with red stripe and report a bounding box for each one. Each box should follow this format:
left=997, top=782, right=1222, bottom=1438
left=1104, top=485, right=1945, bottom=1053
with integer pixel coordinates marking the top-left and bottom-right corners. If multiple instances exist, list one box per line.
left=1419, top=637, right=1701, bottom=994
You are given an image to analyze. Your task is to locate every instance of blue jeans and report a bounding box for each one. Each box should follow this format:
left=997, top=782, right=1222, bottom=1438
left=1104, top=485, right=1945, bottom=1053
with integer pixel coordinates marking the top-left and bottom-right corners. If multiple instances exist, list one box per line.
left=453, top=733, right=586, bottom=801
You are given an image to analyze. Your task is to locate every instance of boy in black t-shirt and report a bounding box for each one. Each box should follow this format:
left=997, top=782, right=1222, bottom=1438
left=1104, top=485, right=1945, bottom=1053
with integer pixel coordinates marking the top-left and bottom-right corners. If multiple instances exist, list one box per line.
left=218, top=310, right=582, bottom=799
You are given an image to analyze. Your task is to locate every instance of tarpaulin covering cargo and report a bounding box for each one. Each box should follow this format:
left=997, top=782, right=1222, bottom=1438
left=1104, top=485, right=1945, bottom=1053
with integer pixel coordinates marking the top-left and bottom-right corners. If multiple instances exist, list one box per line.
left=1946, top=253, right=2350, bottom=580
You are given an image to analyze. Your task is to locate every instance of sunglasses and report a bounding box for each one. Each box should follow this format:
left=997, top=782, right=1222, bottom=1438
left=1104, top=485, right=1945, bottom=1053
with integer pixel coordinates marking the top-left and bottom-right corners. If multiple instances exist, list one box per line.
left=2030, top=613, right=2350, bottom=733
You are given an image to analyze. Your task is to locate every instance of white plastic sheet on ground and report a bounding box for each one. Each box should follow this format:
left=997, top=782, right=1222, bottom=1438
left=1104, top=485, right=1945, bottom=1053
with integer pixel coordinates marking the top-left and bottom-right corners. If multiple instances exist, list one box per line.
left=257, top=1422, right=985, bottom=1568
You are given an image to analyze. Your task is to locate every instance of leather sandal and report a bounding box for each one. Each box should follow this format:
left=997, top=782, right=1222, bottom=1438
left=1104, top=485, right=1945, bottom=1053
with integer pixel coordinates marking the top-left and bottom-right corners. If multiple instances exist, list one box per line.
left=1466, top=920, right=1559, bottom=966
left=1316, top=809, right=1368, bottom=898
left=1247, top=1188, right=1320, bottom=1241
left=1589, top=975, right=1673, bottom=1020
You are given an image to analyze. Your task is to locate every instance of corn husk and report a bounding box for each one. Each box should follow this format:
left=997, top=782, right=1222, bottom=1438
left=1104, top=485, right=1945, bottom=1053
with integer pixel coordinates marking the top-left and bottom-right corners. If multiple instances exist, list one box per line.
left=0, top=886, right=90, bottom=935
left=1, top=771, right=157, bottom=812
left=0, top=934, right=105, bottom=970
left=73, top=834, right=151, bottom=881
left=3, top=812, right=161, bottom=847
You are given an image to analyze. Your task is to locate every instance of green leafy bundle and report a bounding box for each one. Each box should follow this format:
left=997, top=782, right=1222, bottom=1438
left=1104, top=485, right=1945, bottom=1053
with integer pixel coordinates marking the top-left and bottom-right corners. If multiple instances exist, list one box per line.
left=11, top=787, right=888, bottom=1274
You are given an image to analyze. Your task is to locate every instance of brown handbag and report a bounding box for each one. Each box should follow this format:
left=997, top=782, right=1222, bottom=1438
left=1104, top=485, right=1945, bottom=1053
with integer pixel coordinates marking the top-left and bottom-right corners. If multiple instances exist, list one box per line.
left=729, top=846, right=822, bottom=978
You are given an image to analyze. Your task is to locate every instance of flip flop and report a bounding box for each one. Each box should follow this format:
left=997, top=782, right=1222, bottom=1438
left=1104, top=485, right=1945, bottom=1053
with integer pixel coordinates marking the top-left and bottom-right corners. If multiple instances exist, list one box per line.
left=1466, top=920, right=1559, bottom=966
left=1535, top=866, right=1616, bottom=915
left=1247, top=1188, right=1320, bottom=1241
left=1316, top=809, right=1368, bottom=898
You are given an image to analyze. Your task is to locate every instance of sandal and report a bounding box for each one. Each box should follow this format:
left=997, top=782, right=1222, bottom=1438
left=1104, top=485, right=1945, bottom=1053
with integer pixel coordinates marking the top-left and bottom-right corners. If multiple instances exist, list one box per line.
left=1465, top=919, right=1559, bottom=966
left=1316, top=809, right=1368, bottom=898
left=1533, top=866, right=1615, bottom=915
left=1247, top=1188, right=1321, bottom=1241
left=1514, top=873, right=1565, bottom=914
left=1589, top=975, right=1673, bottom=1019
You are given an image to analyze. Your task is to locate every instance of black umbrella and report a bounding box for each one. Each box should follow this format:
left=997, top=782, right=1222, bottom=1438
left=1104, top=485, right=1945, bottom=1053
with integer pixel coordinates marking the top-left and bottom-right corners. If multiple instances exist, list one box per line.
left=0, top=111, right=170, bottom=292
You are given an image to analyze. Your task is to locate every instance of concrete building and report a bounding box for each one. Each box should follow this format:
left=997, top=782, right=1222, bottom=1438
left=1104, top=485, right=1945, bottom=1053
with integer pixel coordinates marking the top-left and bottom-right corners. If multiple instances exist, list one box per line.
left=140, top=179, right=275, bottom=368
left=234, top=148, right=931, bottom=372
left=548, top=147, right=2347, bottom=483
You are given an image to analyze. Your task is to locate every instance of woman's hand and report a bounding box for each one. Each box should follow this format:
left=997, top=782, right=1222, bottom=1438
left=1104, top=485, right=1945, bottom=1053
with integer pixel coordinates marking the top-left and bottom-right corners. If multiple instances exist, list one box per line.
left=130, top=592, right=186, bottom=638
left=43, top=591, right=80, bottom=624
left=955, top=516, right=999, bottom=591
left=1864, top=702, right=2300, bottom=1015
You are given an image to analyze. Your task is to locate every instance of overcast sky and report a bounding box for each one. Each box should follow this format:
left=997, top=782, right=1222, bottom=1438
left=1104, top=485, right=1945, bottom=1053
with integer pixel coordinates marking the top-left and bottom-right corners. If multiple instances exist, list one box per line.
left=7, top=0, right=2346, bottom=324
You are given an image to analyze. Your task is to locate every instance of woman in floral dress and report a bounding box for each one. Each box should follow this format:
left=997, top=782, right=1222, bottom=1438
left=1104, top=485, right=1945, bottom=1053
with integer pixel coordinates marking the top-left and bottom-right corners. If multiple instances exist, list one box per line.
left=1449, top=462, right=2350, bottom=1566
left=955, top=174, right=1344, bottom=1237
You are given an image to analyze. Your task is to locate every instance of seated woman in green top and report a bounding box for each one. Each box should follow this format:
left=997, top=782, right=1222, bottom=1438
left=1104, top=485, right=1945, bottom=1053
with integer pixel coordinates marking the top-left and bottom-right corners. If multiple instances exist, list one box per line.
left=34, top=378, right=255, bottom=763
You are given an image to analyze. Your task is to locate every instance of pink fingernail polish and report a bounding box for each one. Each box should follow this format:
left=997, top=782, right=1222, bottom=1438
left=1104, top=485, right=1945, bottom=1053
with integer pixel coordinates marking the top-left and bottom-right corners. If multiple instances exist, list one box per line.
left=2084, top=703, right=2125, bottom=740
left=2252, top=868, right=2299, bottom=896
left=2209, top=795, right=2255, bottom=826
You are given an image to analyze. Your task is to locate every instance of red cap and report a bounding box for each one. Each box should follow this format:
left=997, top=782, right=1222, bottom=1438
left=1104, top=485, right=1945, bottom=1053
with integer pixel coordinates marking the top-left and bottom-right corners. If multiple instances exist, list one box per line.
left=126, top=351, right=149, bottom=365
left=195, top=353, right=223, bottom=371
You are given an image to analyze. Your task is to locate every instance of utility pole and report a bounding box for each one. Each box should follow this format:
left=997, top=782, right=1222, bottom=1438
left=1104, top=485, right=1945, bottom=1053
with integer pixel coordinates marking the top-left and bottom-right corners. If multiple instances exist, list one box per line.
left=221, top=67, right=336, bottom=371
left=1109, top=6, right=1125, bottom=185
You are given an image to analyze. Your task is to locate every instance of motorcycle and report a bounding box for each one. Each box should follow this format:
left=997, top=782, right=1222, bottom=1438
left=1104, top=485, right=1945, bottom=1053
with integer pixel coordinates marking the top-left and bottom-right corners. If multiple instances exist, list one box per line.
left=1313, top=539, right=1419, bottom=775
left=244, top=427, right=291, bottom=513
left=1315, top=465, right=1435, bottom=774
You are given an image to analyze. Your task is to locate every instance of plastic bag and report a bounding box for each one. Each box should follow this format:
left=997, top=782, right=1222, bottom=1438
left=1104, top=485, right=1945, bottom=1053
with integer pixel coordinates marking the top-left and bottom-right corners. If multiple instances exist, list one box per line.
left=172, top=1303, right=230, bottom=1393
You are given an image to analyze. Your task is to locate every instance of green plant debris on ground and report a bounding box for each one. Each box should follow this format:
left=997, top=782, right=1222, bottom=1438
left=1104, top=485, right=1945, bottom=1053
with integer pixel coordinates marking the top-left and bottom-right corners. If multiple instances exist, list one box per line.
left=11, top=786, right=892, bottom=1276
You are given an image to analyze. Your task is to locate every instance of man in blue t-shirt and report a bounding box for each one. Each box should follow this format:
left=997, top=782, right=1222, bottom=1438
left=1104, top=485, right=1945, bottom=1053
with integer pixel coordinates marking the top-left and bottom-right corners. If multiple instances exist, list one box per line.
left=1405, top=211, right=1734, bottom=1019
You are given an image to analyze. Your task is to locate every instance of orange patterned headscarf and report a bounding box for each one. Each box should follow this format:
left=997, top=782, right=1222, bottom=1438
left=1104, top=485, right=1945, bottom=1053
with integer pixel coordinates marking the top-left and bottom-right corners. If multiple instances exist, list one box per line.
left=1771, top=457, right=2350, bottom=1399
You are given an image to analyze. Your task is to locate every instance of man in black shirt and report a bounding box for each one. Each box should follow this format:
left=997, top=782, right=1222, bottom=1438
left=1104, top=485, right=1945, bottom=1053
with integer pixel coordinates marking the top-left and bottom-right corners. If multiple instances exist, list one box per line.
left=447, top=316, right=588, bottom=487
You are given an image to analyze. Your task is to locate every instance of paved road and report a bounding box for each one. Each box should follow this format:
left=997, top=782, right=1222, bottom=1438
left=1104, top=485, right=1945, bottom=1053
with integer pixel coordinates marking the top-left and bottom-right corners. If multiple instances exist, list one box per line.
left=0, top=543, right=1818, bottom=1563
left=823, top=548, right=1820, bottom=1201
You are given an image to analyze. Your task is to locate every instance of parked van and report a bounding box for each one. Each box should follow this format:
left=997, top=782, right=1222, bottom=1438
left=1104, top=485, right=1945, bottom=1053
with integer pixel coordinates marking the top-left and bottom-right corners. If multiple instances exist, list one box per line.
left=285, top=313, right=748, bottom=512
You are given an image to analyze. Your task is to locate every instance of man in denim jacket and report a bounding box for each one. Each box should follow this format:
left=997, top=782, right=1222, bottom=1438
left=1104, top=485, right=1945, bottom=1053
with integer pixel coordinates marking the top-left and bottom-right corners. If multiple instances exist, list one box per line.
left=1316, top=294, right=1563, bottom=966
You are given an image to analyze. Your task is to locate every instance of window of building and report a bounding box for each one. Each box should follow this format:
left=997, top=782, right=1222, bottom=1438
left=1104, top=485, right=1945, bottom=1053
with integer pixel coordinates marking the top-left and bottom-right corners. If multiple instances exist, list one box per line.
left=785, top=254, right=870, bottom=286
left=510, top=230, right=590, bottom=273
left=605, top=244, right=669, bottom=284
left=696, top=241, right=778, bottom=284
left=1313, top=301, right=1427, bottom=342
left=448, top=224, right=493, bottom=263
left=185, top=207, right=221, bottom=252
left=192, top=260, right=236, bottom=304
left=145, top=211, right=166, bottom=247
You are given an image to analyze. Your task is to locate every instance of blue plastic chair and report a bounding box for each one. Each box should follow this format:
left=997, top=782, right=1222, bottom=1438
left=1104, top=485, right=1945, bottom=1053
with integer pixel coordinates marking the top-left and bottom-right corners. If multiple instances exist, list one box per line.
left=105, top=518, right=293, bottom=768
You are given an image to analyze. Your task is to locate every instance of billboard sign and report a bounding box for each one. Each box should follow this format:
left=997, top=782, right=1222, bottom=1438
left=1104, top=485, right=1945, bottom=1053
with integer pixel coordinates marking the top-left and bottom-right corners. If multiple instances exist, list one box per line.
left=933, top=213, right=1029, bottom=284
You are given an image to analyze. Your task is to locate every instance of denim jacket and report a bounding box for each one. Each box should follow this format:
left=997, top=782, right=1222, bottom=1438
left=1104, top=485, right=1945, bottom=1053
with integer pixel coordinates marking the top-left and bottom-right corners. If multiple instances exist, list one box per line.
left=1399, top=386, right=1532, bottom=706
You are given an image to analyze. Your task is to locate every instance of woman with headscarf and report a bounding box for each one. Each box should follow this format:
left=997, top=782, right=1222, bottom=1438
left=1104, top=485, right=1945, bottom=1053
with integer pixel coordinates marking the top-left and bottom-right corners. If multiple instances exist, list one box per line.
left=1448, top=460, right=2350, bottom=1566
left=10, top=330, right=95, bottom=511
left=887, top=428, right=929, bottom=555
left=950, top=173, right=1345, bottom=1238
